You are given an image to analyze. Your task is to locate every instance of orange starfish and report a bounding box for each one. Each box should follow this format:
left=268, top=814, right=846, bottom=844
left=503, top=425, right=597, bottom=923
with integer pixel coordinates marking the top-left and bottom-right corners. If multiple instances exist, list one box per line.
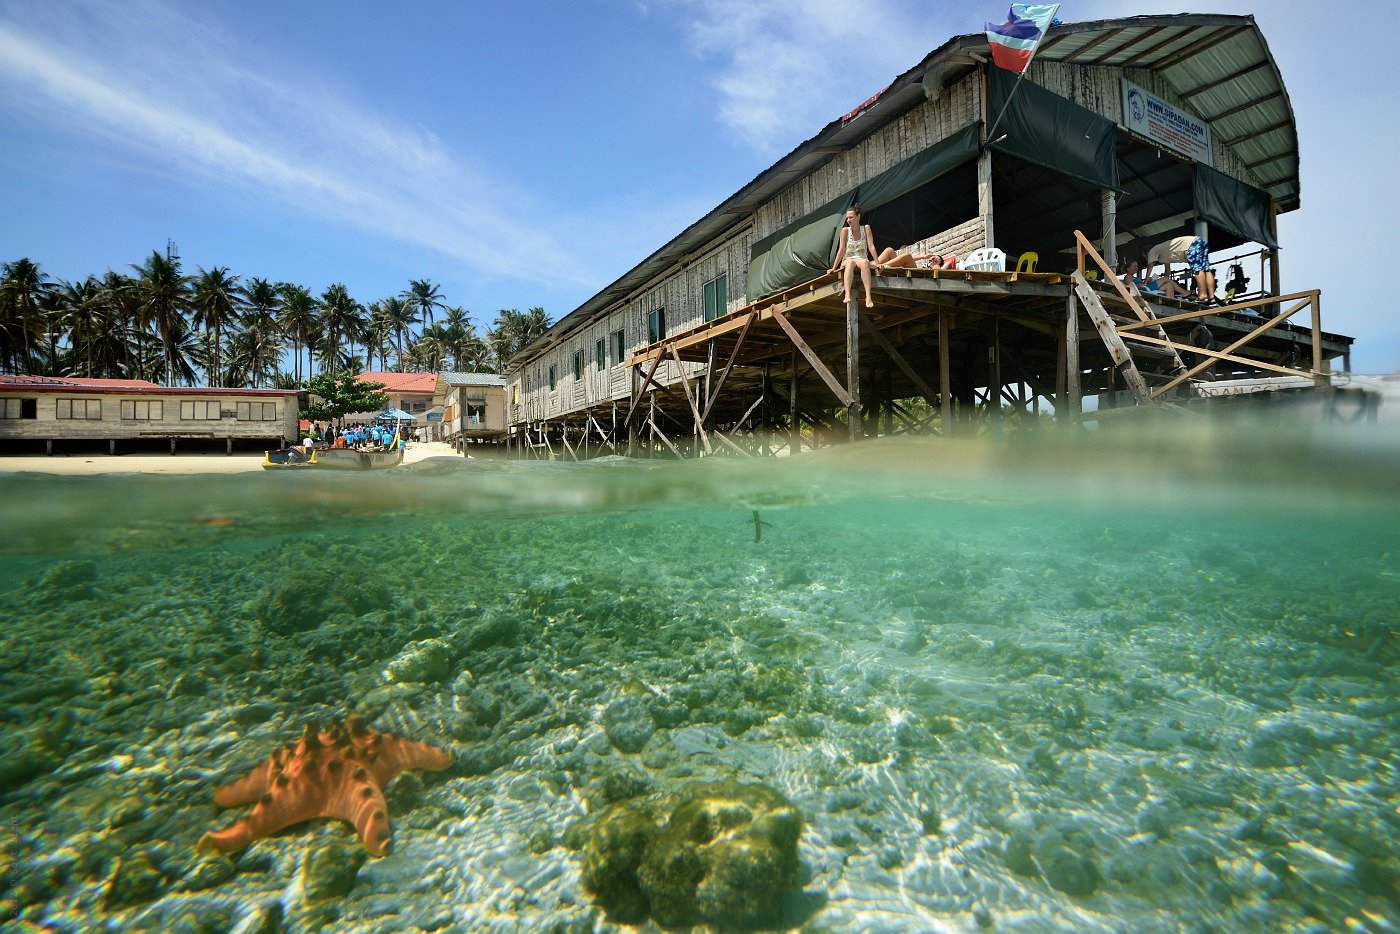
left=198, top=713, right=451, bottom=857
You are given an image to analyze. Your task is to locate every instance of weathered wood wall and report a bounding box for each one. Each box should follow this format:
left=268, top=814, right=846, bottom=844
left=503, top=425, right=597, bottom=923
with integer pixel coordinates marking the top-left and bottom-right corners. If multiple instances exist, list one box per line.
left=753, top=73, right=983, bottom=241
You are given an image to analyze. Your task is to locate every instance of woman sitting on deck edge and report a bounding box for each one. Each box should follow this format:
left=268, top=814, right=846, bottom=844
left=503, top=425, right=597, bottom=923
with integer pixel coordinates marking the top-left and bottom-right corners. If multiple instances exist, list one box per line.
left=829, top=203, right=878, bottom=308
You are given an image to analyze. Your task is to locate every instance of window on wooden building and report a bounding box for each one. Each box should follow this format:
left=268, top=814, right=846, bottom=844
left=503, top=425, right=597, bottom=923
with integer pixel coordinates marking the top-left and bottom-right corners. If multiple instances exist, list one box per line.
left=180, top=400, right=221, bottom=420
left=596, top=338, right=606, bottom=370
left=572, top=350, right=582, bottom=381
left=703, top=273, right=727, bottom=322
left=1, top=398, right=37, bottom=419
left=614, top=329, right=626, bottom=365
left=121, top=400, right=163, bottom=421
left=56, top=398, right=102, bottom=420
left=548, top=365, right=556, bottom=391
left=235, top=401, right=277, bottom=420
left=647, top=308, right=666, bottom=343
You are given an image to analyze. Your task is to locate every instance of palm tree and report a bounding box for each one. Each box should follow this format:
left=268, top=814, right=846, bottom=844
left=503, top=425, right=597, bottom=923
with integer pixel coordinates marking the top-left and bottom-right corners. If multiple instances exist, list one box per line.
left=55, top=276, right=122, bottom=377
left=377, top=296, right=418, bottom=370
left=241, top=278, right=284, bottom=388
left=98, top=271, right=141, bottom=378
left=1, top=258, right=52, bottom=373
left=365, top=301, right=394, bottom=371
left=191, top=266, right=244, bottom=386
left=157, top=314, right=202, bottom=387
left=402, top=278, right=445, bottom=331
left=407, top=323, right=449, bottom=373
left=488, top=306, right=552, bottom=370
left=276, top=283, right=317, bottom=380
left=317, top=283, right=361, bottom=372
left=131, top=250, right=191, bottom=385
left=439, top=306, right=489, bottom=372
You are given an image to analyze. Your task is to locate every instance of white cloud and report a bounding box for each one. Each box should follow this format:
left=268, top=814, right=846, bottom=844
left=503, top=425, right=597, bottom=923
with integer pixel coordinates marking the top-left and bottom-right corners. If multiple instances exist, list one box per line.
left=673, top=0, right=964, bottom=154
left=0, top=0, right=592, bottom=289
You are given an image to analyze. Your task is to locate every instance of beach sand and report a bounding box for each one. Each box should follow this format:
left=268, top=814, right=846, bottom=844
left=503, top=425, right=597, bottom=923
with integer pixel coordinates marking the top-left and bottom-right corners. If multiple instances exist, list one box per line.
left=0, top=440, right=462, bottom=475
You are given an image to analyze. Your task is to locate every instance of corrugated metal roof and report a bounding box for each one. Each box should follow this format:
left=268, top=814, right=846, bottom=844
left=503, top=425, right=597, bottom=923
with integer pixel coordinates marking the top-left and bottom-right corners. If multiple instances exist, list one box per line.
left=513, top=12, right=1295, bottom=369
left=440, top=372, right=505, bottom=387
left=0, top=375, right=161, bottom=388
left=1032, top=14, right=1298, bottom=210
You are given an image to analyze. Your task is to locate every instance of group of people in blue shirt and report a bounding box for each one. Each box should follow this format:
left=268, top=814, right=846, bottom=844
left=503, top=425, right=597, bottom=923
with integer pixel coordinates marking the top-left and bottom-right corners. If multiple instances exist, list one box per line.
left=336, top=424, right=402, bottom=449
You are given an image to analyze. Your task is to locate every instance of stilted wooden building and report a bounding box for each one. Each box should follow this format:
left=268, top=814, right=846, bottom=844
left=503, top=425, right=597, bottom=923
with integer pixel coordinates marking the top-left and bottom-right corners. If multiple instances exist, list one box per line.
left=0, top=376, right=301, bottom=455
left=504, top=13, right=1355, bottom=458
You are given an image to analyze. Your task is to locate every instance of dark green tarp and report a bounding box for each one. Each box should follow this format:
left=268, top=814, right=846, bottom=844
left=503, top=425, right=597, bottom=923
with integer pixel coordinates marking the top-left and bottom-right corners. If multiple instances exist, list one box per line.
left=747, top=191, right=856, bottom=300
left=1195, top=163, right=1277, bottom=249
left=860, top=123, right=981, bottom=253
left=747, top=123, right=982, bottom=298
left=987, top=67, right=1119, bottom=191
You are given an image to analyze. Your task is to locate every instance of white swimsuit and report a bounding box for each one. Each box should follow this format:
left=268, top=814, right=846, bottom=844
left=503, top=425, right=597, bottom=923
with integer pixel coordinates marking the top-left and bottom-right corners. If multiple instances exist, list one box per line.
left=843, top=225, right=868, bottom=261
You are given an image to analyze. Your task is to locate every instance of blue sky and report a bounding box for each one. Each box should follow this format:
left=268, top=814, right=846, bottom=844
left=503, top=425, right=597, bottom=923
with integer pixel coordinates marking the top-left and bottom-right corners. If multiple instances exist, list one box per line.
left=2, top=0, right=1396, bottom=372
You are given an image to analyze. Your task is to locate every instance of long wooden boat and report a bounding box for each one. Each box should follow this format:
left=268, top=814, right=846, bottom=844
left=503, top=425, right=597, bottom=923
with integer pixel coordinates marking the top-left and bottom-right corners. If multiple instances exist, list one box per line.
left=312, top=446, right=404, bottom=470
left=262, top=447, right=318, bottom=469
left=262, top=445, right=403, bottom=470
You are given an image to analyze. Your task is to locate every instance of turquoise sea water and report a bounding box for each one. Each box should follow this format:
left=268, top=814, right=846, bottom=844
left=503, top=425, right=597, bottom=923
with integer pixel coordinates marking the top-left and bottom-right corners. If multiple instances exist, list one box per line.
left=1, top=420, right=1397, bottom=932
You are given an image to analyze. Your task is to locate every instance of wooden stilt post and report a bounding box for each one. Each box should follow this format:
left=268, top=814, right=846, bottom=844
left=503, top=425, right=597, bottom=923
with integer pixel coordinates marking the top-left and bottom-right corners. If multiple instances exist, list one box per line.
left=938, top=311, right=952, bottom=437
left=1311, top=291, right=1328, bottom=388
left=1064, top=289, right=1081, bottom=424
left=705, top=339, right=717, bottom=419
left=170, top=438, right=176, bottom=455
left=761, top=364, right=772, bottom=456
left=46, top=438, right=53, bottom=456
left=627, top=369, right=638, bottom=457
left=882, top=367, right=893, bottom=436
left=227, top=438, right=233, bottom=456
left=957, top=349, right=976, bottom=434
left=846, top=296, right=861, bottom=442
left=109, top=439, right=116, bottom=455
left=989, top=317, right=1002, bottom=432
left=789, top=352, right=800, bottom=455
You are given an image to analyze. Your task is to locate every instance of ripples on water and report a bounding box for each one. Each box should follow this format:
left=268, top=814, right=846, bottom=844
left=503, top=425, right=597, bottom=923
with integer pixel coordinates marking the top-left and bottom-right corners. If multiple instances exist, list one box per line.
left=0, top=417, right=1397, bottom=931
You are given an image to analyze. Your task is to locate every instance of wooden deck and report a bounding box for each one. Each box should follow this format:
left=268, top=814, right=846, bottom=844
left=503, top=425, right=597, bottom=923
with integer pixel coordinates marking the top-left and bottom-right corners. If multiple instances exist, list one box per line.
left=510, top=265, right=1354, bottom=459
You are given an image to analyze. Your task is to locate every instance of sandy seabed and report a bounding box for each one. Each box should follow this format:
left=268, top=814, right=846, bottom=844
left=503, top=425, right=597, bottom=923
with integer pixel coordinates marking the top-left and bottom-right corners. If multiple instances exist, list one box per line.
left=0, top=441, right=461, bottom=475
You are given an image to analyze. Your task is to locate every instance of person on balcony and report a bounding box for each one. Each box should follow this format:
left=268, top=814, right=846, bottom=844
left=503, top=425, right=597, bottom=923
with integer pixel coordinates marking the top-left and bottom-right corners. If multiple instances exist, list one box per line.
left=829, top=204, right=878, bottom=308
left=875, top=247, right=956, bottom=270
left=1121, top=258, right=1188, bottom=299
left=1145, top=232, right=1217, bottom=303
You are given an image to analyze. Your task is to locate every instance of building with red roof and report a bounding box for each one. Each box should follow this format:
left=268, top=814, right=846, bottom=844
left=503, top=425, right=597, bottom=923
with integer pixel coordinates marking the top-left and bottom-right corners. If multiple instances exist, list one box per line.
left=342, top=372, right=438, bottom=424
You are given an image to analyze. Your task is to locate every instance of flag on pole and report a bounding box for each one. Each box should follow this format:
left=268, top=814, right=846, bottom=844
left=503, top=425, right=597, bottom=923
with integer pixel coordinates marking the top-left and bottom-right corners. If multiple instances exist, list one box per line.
left=985, top=4, right=1060, bottom=74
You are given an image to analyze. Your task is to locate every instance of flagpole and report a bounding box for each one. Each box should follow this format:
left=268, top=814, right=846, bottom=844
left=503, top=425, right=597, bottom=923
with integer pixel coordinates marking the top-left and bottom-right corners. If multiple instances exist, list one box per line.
left=982, top=4, right=1059, bottom=149
left=984, top=67, right=1030, bottom=147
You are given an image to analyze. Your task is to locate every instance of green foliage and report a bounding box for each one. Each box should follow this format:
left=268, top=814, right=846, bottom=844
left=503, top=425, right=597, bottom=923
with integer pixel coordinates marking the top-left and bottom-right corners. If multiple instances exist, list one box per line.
left=302, top=371, right=388, bottom=422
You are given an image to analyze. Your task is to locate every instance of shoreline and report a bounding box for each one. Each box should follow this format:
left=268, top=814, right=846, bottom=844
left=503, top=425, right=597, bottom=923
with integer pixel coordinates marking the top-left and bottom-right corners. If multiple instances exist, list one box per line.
left=0, top=440, right=462, bottom=475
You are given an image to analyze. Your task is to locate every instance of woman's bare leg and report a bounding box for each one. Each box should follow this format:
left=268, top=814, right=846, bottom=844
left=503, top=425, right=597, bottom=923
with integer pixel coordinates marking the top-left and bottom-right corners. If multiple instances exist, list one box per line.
left=842, top=261, right=854, bottom=303
left=880, top=251, right=917, bottom=270
left=857, top=259, right=874, bottom=307
left=875, top=247, right=899, bottom=269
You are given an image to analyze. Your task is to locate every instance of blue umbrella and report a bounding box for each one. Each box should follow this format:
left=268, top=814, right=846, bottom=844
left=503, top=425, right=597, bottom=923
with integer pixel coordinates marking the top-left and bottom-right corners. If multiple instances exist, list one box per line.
left=374, top=407, right=416, bottom=424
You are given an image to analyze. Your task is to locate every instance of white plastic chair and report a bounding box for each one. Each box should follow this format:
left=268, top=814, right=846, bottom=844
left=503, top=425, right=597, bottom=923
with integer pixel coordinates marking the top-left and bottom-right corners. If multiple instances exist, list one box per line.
left=962, top=247, right=1007, bottom=272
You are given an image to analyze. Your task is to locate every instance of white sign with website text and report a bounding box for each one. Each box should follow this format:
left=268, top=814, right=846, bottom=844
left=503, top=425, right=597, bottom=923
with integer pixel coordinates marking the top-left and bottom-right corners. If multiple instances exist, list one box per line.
left=1122, top=79, right=1212, bottom=165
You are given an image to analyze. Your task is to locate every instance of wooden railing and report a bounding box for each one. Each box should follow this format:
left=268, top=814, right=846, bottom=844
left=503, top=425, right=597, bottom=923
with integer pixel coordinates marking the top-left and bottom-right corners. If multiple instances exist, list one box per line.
left=1073, top=230, right=1328, bottom=398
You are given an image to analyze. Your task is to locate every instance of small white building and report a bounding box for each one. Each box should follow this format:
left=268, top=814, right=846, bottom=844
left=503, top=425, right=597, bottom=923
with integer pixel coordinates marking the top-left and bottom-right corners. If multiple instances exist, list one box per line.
left=0, top=375, right=302, bottom=454
left=436, top=373, right=506, bottom=451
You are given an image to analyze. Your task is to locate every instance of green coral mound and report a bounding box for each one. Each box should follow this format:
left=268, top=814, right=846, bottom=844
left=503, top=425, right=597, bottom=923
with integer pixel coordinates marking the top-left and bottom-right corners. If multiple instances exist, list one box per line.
left=580, top=780, right=803, bottom=930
